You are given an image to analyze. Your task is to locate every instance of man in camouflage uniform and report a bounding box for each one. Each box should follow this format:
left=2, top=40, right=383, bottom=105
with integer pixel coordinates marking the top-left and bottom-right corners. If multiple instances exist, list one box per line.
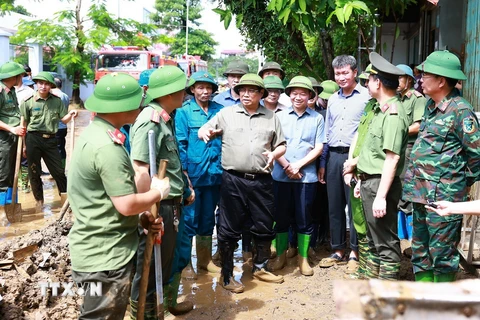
left=403, top=50, right=480, bottom=282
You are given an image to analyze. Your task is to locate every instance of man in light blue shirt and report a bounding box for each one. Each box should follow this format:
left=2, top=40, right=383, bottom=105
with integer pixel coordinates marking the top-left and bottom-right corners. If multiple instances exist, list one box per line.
left=270, top=76, right=324, bottom=276
left=213, top=60, right=249, bottom=107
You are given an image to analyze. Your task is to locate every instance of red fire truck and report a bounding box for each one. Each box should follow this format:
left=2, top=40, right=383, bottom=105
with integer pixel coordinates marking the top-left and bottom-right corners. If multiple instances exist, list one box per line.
left=175, top=54, right=208, bottom=77
left=93, top=45, right=177, bottom=83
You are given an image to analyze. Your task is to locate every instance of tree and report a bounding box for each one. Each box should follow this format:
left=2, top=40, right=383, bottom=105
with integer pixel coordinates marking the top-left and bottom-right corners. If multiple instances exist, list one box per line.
left=153, top=0, right=218, bottom=61
left=208, top=55, right=259, bottom=80
left=10, top=0, right=156, bottom=106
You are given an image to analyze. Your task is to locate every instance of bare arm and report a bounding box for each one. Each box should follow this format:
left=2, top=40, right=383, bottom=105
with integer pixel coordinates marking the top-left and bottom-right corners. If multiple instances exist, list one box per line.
left=0, top=120, right=25, bottom=136
left=60, top=110, right=78, bottom=124
left=133, top=160, right=151, bottom=193
left=408, top=121, right=420, bottom=136
left=110, top=189, right=161, bottom=216
left=426, top=200, right=480, bottom=216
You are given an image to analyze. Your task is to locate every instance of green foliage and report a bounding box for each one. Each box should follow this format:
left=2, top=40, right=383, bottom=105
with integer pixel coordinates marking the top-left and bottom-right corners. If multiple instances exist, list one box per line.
left=207, top=55, right=259, bottom=79
left=169, top=29, right=218, bottom=61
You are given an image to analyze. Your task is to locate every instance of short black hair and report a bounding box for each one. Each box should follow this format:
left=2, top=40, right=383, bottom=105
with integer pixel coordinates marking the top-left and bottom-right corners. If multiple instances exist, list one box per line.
left=444, top=76, right=458, bottom=88
left=372, top=74, right=399, bottom=91
left=54, top=78, right=62, bottom=89
left=23, top=65, right=31, bottom=73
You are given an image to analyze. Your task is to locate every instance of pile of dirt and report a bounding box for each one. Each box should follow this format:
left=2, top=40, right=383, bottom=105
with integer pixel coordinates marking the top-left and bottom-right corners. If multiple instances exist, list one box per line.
left=0, top=220, right=79, bottom=320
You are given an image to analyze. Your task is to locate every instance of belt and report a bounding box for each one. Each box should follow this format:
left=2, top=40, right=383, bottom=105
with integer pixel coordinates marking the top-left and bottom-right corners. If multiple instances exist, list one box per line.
left=161, top=197, right=183, bottom=206
left=358, top=173, right=382, bottom=181
left=226, top=170, right=270, bottom=181
left=330, top=146, right=350, bottom=154
left=29, top=131, right=55, bottom=139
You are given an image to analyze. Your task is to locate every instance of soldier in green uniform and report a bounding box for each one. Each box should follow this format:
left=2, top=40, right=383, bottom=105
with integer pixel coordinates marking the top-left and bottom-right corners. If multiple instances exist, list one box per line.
left=129, top=65, right=195, bottom=318
left=356, top=52, right=409, bottom=280
left=19, top=72, right=77, bottom=211
left=403, top=50, right=480, bottom=282
left=68, top=72, right=169, bottom=319
left=0, top=62, right=26, bottom=213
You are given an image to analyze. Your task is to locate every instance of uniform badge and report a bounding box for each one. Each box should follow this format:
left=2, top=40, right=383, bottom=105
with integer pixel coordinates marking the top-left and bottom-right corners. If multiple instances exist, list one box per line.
left=463, top=117, right=477, bottom=134
left=389, top=103, right=398, bottom=115
left=107, top=129, right=126, bottom=145
left=151, top=110, right=161, bottom=123
left=160, top=109, right=171, bottom=122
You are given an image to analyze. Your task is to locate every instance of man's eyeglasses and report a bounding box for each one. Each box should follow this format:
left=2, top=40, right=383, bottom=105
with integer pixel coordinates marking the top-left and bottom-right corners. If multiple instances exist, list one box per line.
left=421, top=73, right=437, bottom=80
left=267, top=89, right=282, bottom=95
left=238, top=88, right=260, bottom=95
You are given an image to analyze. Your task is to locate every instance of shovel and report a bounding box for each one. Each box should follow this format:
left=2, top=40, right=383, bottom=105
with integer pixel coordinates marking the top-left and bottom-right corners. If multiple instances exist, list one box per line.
left=5, top=117, right=24, bottom=223
left=57, top=112, right=76, bottom=222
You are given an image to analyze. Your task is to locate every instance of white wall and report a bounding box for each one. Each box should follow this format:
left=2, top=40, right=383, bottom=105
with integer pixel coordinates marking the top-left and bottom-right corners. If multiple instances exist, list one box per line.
left=379, top=23, right=410, bottom=65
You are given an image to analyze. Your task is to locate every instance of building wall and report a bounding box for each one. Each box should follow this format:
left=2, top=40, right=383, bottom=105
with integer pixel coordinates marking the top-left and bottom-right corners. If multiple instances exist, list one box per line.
left=380, top=23, right=410, bottom=65
left=438, top=0, right=465, bottom=54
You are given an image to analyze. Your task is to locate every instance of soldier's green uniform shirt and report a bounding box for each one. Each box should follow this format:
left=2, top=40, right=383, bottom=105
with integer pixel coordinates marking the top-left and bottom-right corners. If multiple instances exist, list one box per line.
left=0, top=81, right=20, bottom=126
left=352, top=98, right=376, bottom=158
left=400, top=88, right=427, bottom=144
left=68, top=117, right=138, bottom=272
left=403, top=89, right=480, bottom=208
left=357, top=95, right=409, bottom=176
left=130, top=101, right=184, bottom=198
left=20, top=92, right=67, bottom=133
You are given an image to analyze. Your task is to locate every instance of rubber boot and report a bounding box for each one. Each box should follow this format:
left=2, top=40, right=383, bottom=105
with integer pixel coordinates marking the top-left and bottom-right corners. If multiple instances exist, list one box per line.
left=252, top=240, right=284, bottom=283
left=379, top=261, right=400, bottom=280
left=196, top=235, right=221, bottom=273
left=270, top=238, right=277, bottom=258
left=298, top=234, right=314, bottom=276
left=181, top=259, right=197, bottom=280
left=415, top=270, right=434, bottom=282
left=268, top=232, right=288, bottom=271
left=35, top=200, right=44, bottom=213
left=219, top=240, right=244, bottom=293
left=20, top=166, right=30, bottom=192
left=164, top=272, right=193, bottom=316
left=286, top=244, right=298, bottom=259
left=365, top=251, right=380, bottom=279
left=60, top=193, right=68, bottom=206
left=434, top=272, right=456, bottom=282
left=212, top=247, right=220, bottom=265
left=350, top=237, right=368, bottom=279
left=129, top=298, right=156, bottom=320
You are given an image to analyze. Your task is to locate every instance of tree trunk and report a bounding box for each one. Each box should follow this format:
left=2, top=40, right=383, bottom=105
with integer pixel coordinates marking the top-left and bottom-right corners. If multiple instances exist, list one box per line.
left=320, top=28, right=335, bottom=80
left=71, top=0, right=84, bottom=107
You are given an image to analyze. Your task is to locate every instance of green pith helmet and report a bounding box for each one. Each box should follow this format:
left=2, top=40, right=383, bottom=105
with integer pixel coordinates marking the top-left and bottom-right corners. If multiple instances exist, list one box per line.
left=359, top=64, right=372, bottom=80
left=285, top=76, right=315, bottom=99
left=85, top=72, right=148, bottom=113
left=258, top=61, right=285, bottom=79
left=417, top=50, right=467, bottom=80
left=186, top=71, right=218, bottom=95
left=148, top=65, right=188, bottom=99
left=32, top=71, right=56, bottom=88
left=308, top=76, right=324, bottom=95
left=263, top=75, right=285, bottom=92
left=138, top=69, right=156, bottom=87
left=223, top=60, right=250, bottom=77
left=233, top=73, right=268, bottom=98
left=319, top=80, right=340, bottom=100
left=0, top=62, right=25, bottom=80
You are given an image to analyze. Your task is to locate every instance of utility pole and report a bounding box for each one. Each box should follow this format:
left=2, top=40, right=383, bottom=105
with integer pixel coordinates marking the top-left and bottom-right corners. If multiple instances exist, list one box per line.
left=185, top=0, right=189, bottom=56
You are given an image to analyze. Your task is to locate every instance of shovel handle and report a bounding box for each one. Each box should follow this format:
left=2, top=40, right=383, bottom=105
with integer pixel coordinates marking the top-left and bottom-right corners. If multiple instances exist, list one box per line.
left=11, top=117, right=24, bottom=205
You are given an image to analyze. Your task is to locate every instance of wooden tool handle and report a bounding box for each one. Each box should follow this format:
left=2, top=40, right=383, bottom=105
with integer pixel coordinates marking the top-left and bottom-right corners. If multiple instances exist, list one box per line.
left=11, top=117, right=24, bottom=202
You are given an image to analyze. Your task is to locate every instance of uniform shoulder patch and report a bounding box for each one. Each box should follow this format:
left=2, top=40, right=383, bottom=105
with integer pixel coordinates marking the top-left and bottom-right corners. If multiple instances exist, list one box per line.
left=389, top=103, right=398, bottom=115
left=413, top=90, right=423, bottom=98
left=107, top=129, right=126, bottom=145
left=159, top=109, right=171, bottom=122
left=405, top=91, right=412, bottom=98
left=150, top=109, right=161, bottom=123
left=463, top=117, right=477, bottom=134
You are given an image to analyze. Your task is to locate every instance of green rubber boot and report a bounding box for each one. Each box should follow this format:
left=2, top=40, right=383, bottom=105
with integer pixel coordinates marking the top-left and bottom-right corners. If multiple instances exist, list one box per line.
left=164, top=272, right=193, bottom=316
left=434, top=272, right=456, bottom=282
left=350, top=237, right=368, bottom=279
left=415, top=270, right=434, bottom=282
left=379, top=261, right=400, bottom=280
left=268, top=232, right=288, bottom=271
left=298, top=234, right=313, bottom=276
left=365, top=251, right=380, bottom=279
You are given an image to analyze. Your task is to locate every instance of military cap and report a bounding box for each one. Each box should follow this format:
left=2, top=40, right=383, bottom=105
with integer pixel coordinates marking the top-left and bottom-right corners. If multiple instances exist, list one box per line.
left=138, top=69, right=156, bottom=87
left=22, top=76, right=35, bottom=86
left=308, top=76, right=324, bottom=95
left=148, top=65, right=188, bottom=99
left=186, top=71, right=218, bottom=95
left=233, top=73, right=268, bottom=98
left=263, top=75, right=285, bottom=92
left=32, top=71, right=56, bottom=88
left=223, top=60, right=250, bottom=77
left=85, top=72, right=149, bottom=113
left=359, top=64, right=372, bottom=80
left=417, top=50, right=467, bottom=80
left=285, top=76, right=316, bottom=99
left=0, top=62, right=26, bottom=80
left=258, top=61, right=285, bottom=79
left=319, top=80, right=340, bottom=100
left=369, top=52, right=405, bottom=80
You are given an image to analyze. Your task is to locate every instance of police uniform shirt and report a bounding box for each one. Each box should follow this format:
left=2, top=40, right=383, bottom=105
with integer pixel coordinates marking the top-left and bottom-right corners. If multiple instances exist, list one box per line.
left=20, top=92, right=67, bottom=134
left=400, top=88, right=427, bottom=144
left=201, top=103, right=286, bottom=173
left=0, top=81, right=20, bottom=127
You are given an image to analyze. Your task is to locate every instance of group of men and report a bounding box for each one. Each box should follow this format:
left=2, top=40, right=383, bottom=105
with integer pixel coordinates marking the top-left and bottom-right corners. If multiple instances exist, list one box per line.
left=0, top=62, right=76, bottom=218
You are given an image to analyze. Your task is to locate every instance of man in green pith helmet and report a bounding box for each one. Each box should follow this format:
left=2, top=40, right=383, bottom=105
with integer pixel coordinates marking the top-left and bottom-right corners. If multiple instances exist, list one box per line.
left=20, top=71, right=77, bottom=212
left=403, top=50, right=480, bottom=283
left=68, top=72, right=169, bottom=319
left=213, top=60, right=250, bottom=107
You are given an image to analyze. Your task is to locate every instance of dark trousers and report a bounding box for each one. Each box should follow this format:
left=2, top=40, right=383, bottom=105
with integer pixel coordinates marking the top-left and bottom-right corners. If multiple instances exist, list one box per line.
left=312, top=182, right=329, bottom=245
left=273, top=181, right=316, bottom=235
left=217, top=171, right=275, bottom=244
left=130, top=203, right=181, bottom=303
left=26, top=133, right=67, bottom=200
left=0, top=131, right=18, bottom=192
left=360, top=177, right=402, bottom=264
left=72, top=258, right=134, bottom=320
left=326, top=151, right=357, bottom=251
left=56, top=128, right=68, bottom=160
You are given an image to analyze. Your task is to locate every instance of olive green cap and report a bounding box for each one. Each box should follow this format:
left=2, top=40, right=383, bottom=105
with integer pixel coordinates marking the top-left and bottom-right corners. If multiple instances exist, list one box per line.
left=417, top=50, right=467, bottom=80
left=233, top=73, right=268, bottom=98
left=319, top=80, right=340, bottom=100
left=186, top=71, right=218, bottom=95
left=285, top=76, right=315, bottom=99
left=148, top=65, right=188, bottom=99
left=263, top=75, right=285, bottom=92
left=308, top=76, right=324, bottom=95
left=32, top=71, right=56, bottom=88
left=258, top=61, right=285, bottom=79
left=85, top=72, right=149, bottom=113
left=0, top=62, right=25, bottom=80
left=369, top=52, right=405, bottom=80
left=358, top=64, right=372, bottom=80
left=223, top=60, right=250, bottom=77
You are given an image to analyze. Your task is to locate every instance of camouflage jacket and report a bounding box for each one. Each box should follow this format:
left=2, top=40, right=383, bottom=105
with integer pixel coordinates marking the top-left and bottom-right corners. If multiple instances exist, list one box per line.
left=403, top=89, right=480, bottom=205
